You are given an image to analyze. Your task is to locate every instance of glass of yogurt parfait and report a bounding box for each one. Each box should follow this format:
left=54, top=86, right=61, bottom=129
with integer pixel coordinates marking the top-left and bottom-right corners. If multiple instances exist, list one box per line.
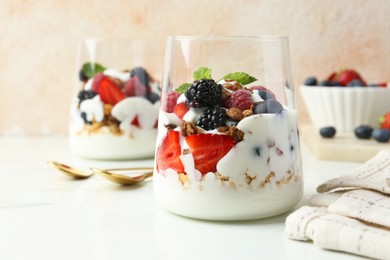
left=69, top=38, right=163, bottom=160
left=154, top=36, right=303, bottom=220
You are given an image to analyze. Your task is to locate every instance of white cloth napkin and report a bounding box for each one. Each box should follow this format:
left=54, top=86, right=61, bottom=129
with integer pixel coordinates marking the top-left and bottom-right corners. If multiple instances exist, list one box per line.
left=286, top=150, right=390, bottom=260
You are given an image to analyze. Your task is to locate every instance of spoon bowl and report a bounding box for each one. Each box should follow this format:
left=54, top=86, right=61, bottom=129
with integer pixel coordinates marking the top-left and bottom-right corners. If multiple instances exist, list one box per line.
left=90, top=167, right=153, bottom=185
left=47, top=161, right=94, bottom=179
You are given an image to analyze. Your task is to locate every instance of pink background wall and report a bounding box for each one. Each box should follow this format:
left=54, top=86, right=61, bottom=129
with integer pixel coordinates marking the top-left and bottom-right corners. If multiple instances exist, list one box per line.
left=1, top=0, right=389, bottom=136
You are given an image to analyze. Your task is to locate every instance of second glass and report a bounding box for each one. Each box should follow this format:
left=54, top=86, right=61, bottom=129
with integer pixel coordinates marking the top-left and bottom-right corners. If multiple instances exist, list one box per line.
left=69, top=38, right=163, bottom=160
left=154, top=36, right=303, bottom=220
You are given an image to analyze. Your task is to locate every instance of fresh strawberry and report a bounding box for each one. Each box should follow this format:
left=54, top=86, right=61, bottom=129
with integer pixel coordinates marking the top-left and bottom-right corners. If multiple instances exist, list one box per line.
left=156, top=131, right=184, bottom=173
left=123, top=76, right=147, bottom=97
left=185, top=134, right=235, bottom=175
left=379, top=112, right=390, bottom=130
left=92, top=73, right=125, bottom=105
left=327, top=69, right=367, bottom=86
left=173, top=103, right=189, bottom=119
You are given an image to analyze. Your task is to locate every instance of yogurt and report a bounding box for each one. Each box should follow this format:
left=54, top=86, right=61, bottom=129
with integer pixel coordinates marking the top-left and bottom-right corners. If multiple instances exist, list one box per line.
left=153, top=82, right=303, bottom=220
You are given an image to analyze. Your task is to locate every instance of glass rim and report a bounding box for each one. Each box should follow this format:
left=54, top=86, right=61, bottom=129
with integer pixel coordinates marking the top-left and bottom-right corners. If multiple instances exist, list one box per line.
left=168, top=35, right=288, bottom=41
left=79, top=37, right=162, bottom=43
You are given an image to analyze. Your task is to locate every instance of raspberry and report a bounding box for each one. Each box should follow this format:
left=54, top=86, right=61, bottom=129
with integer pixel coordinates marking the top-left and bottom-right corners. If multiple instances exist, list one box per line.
left=227, top=89, right=253, bottom=111
left=196, top=107, right=227, bottom=130
left=165, top=91, right=181, bottom=112
left=185, top=79, right=222, bottom=108
left=77, top=90, right=97, bottom=104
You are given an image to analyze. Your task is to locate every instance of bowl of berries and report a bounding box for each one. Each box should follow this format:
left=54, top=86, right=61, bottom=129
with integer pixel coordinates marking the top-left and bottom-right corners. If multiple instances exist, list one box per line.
left=300, top=69, right=390, bottom=132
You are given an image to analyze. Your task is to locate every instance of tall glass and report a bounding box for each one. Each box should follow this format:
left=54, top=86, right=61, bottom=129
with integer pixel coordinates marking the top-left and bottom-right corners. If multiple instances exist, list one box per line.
left=153, top=36, right=303, bottom=220
left=69, top=38, right=163, bottom=160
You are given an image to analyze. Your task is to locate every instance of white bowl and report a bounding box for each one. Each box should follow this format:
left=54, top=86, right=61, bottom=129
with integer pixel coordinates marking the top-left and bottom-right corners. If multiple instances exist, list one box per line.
left=300, top=85, right=390, bottom=132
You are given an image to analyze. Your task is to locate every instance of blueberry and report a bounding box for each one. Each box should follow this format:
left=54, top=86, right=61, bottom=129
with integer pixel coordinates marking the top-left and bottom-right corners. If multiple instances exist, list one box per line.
left=372, top=129, right=390, bottom=143
left=146, top=92, right=160, bottom=104
left=318, top=80, right=339, bottom=87
left=257, top=89, right=275, bottom=100
left=319, top=126, right=336, bottom=138
left=252, top=146, right=261, bottom=157
left=130, top=67, right=150, bottom=87
left=354, top=125, right=373, bottom=139
left=304, top=77, right=318, bottom=86
left=254, top=100, right=284, bottom=114
left=347, top=79, right=365, bottom=87
left=80, top=112, right=92, bottom=124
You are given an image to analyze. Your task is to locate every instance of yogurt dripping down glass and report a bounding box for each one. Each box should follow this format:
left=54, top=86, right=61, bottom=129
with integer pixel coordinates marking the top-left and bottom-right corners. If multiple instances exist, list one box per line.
left=153, top=36, right=303, bottom=221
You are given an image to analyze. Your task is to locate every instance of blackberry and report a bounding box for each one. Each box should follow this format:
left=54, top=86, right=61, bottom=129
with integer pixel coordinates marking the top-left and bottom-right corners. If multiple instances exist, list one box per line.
left=77, top=90, right=97, bottom=104
left=196, top=107, right=227, bottom=130
left=185, top=79, right=222, bottom=108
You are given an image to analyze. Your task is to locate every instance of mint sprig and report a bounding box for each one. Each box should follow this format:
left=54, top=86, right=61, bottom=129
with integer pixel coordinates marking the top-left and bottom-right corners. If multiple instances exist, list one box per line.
left=193, top=67, right=212, bottom=80
left=82, top=62, right=106, bottom=78
left=175, top=67, right=257, bottom=93
left=221, top=72, right=257, bottom=85
left=176, top=83, right=191, bottom=93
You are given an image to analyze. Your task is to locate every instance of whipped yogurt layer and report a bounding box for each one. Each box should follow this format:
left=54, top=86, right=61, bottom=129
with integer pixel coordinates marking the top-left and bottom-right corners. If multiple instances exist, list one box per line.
left=154, top=109, right=303, bottom=220
left=69, top=127, right=157, bottom=160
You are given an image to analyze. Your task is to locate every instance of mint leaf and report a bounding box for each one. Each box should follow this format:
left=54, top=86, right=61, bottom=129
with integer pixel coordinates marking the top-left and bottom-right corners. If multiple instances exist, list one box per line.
left=222, top=72, right=257, bottom=85
left=82, top=62, right=106, bottom=78
left=193, top=67, right=212, bottom=80
left=176, top=83, right=191, bottom=93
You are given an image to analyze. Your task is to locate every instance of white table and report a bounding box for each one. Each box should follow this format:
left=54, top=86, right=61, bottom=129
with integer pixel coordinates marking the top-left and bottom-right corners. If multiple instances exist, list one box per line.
left=0, top=137, right=366, bottom=260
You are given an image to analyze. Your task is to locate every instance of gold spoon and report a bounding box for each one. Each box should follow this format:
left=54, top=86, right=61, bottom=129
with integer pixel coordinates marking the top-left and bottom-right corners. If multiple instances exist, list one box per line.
left=47, top=161, right=153, bottom=185
left=47, top=161, right=94, bottom=179
left=90, top=167, right=153, bottom=185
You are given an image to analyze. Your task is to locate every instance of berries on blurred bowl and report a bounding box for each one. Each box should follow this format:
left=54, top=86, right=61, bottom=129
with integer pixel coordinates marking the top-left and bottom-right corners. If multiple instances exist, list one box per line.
left=319, top=126, right=336, bottom=138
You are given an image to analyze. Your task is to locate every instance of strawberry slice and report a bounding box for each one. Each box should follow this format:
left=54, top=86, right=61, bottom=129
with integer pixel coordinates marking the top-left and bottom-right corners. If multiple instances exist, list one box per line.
left=91, top=73, right=125, bottom=105
left=156, top=130, right=184, bottom=173
left=185, top=134, right=235, bottom=175
left=173, top=102, right=189, bottom=119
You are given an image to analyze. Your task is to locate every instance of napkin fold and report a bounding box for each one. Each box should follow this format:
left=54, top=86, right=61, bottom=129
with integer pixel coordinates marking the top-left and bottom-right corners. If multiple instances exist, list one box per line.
left=286, top=150, right=390, bottom=260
